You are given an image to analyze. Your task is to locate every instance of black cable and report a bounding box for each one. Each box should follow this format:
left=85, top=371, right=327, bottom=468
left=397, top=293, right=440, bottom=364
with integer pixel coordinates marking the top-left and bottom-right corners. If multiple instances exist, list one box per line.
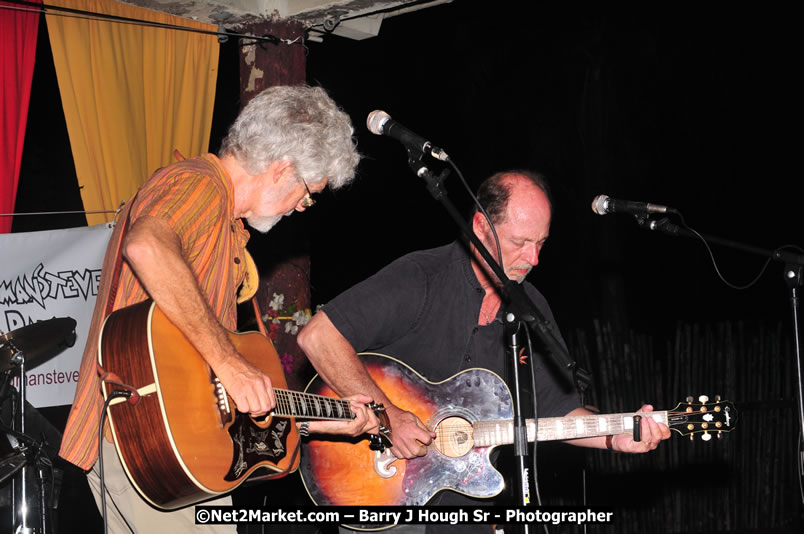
left=659, top=211, right=804, bottom=291
left=447, top=159, right=504, bottom=272
left=798, top=429, right=804, bottom=507
left=307, top=0, right=447, bottom=33
left=676, top=213, right=775, bottom=290
left=35, top=451, right=53, bottom=534
left=1, top=0, right=294, bottom=45
left=98, top=389, right=134, bottom=534
left=524, top=327, right=549, bottom=534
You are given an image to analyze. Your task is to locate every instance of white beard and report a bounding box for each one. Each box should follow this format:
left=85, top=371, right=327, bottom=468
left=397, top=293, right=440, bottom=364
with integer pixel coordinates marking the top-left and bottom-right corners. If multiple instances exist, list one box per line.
left=247, top=215, right=282, bottom=233
left=246, top=209, right=295, bottom=234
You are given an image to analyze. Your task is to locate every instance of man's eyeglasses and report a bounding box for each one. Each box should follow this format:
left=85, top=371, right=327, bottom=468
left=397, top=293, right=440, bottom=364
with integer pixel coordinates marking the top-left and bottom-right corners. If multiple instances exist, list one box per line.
left=299, top=177, right=316, bottom=208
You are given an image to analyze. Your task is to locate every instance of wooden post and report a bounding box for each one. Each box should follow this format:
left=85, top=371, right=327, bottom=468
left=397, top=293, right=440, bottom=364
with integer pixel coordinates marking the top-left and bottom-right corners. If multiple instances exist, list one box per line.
left=236, top=20, right=312, bottom=392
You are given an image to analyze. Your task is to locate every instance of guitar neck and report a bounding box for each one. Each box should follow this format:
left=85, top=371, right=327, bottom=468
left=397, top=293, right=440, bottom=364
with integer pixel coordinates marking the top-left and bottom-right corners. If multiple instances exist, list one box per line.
left=272, top=389, right=355, bottom=421
left=472, top=411, right=669, bottom=447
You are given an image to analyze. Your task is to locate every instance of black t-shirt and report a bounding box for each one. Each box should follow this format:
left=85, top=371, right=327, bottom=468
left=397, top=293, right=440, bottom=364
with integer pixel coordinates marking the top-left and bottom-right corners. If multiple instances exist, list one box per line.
left=322, top=241, right=581, bottom=531
left=325, top=241, right=580, bottom=417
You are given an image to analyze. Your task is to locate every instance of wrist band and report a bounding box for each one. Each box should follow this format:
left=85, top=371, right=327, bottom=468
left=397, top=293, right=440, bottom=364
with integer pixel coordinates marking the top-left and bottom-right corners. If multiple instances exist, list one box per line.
left=605, top=434, right=614, bottom=450
left=299, top=421, right=310, bottom=437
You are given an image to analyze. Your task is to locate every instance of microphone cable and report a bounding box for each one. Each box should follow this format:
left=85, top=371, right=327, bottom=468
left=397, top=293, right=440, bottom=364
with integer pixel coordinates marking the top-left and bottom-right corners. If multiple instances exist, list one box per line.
left=97, top=388, right=139, bottom=534
left=651, top=210, right=784, bottom=291
left=446, top=158, right=504, bottom=271
left=523, top=326, right=549, bottom=534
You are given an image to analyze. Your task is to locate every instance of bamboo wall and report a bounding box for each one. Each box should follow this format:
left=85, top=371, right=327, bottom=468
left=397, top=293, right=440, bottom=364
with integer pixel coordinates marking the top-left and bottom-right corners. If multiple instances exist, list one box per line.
left=548, top=320, right=803, bottom=533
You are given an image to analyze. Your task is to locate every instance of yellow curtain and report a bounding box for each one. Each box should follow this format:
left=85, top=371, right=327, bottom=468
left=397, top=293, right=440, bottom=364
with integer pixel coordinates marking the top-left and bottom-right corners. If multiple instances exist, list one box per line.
left=45, top=0, right=219, bottom=225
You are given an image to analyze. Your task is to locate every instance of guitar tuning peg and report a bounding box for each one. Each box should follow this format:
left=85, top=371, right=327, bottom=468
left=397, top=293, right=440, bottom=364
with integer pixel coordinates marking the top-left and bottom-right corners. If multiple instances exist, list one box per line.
left=686, top=395, right=694, bottom=403
left=698, top=395, right=709, bottom=404
left=717, top=431, right=722, bottom=439
left=715, top=394, right=721, bottom=402
left=701, top=431, right=712, bottom=442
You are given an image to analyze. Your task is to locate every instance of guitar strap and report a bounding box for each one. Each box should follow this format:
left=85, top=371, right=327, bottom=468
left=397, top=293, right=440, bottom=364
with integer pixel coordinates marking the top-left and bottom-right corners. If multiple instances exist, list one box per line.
left=95, top=197, right=138, bottom=394
left=105, top=200, right=133, bottom=317
left=251, top=297, right=269, bottom=337
left=97, top=149, right=176, bottom=388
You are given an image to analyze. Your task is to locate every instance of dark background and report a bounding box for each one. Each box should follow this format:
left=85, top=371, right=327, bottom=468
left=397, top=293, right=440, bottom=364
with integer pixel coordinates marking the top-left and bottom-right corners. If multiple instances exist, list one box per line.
left=302, top=3, right=801, bottom=330
left=6, top=1, right=803, bottom=532
left=13, top=3, right=802, bottom=328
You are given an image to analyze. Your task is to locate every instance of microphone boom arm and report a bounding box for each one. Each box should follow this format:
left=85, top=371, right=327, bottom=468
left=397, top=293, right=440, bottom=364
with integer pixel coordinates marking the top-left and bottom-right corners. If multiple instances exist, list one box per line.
left=645, top=217, right=804, bottom=266
left=642, top=215, right=804, bottom=492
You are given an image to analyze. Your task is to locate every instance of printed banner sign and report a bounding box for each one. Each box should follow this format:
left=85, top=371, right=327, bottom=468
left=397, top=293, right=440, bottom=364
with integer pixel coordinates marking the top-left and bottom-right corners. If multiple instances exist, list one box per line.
left=1, top=224, right=112, bottom=407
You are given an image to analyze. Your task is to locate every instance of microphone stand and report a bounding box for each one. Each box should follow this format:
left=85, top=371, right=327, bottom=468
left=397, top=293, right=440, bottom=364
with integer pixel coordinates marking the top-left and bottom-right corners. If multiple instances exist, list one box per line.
left=1, top=339, right=35, bottom=534
left=642, top=216, right=804, bottom=490
left=407, top=151, right=577, bottom=383
left=504, top=317, right=531, bottom=529
left=404, top=150, right=579, bottom=529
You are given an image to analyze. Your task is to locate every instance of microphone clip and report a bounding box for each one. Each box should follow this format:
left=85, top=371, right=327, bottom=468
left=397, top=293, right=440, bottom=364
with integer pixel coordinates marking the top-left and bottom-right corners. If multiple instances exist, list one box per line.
left=415, top=164, right=451, bottom=202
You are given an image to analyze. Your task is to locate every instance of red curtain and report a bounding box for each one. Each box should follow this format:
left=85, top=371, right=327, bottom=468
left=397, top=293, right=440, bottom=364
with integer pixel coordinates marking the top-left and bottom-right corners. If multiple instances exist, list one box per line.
left=0, top=1, right=41, bottom=233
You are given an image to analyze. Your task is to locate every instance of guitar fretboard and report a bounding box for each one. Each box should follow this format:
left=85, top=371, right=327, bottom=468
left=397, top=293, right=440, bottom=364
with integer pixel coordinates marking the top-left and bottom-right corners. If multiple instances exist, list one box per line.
left=472, top=411, right=668, bottom=447
left=273, top=389, right=355, bottom=421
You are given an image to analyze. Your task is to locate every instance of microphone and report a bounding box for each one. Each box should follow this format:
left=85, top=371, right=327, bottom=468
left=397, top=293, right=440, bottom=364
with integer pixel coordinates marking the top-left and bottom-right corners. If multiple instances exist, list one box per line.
left=366, top=110, right=449, bottom=161
left=591, top=194, right=674, bottom=216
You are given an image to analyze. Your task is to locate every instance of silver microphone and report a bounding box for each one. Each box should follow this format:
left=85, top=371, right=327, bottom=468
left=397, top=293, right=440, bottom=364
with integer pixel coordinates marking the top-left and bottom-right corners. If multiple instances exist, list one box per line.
left=591, top=194, right=672, bottom=216
left=366, top=110, right=449, bottom=161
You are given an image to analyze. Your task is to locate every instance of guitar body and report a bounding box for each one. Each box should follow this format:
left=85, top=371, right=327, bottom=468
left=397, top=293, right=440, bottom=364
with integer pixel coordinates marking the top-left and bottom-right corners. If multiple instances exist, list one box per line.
left=301, top=354, right=737, bottom=532
left=98, top=300, right=300, bottom=510
left=301, top=353, right=513, bottom=510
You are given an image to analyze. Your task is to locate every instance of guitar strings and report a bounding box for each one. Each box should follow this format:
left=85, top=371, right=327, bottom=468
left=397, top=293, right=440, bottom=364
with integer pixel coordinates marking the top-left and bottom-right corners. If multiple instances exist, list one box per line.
left=466, top=412, right=676, bottom=442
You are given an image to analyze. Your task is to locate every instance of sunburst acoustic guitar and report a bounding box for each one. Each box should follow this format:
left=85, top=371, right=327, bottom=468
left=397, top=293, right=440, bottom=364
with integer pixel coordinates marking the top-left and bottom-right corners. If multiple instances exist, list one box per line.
left=301, top=352, right=737, bottom=524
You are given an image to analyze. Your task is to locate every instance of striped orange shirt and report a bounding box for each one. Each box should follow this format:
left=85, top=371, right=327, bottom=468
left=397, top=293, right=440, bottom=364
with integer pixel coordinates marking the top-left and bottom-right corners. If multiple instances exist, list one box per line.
left=59, top=154, right=250, bottom=470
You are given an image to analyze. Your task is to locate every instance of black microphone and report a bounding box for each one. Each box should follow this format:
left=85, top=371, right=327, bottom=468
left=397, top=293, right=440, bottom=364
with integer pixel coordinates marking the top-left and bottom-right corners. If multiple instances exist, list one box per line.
left=366, top=110, right=449, bottom=161
left=591, top=194, right=674, bottom=216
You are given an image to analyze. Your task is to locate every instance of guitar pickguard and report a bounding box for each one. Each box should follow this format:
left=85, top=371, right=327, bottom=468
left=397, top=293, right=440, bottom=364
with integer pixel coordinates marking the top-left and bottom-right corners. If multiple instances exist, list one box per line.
left=225, top=415, right=290, bottom=481
left=302, top=353, right=515, bottom=509
left=395, top=372, right=513, bottom=505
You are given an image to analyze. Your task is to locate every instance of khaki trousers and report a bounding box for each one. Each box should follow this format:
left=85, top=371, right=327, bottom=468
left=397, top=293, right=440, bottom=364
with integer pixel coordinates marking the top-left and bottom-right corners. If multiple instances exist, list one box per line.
left=87, top=439, right=236, bottom=533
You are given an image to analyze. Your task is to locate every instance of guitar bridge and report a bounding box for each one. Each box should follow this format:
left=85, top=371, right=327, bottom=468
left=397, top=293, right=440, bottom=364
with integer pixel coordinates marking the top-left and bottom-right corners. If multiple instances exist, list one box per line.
left=213, top=376, right=232, bottom=426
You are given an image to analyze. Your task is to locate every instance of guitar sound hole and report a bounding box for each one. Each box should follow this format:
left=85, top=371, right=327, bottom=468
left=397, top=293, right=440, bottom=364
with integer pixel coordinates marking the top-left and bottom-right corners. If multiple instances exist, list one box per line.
left=433, top=416, right=474, bottom=458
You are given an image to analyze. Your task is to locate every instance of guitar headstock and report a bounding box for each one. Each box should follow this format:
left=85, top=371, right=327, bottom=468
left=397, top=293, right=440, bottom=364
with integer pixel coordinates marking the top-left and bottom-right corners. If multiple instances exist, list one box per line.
left=667, top=395, right=738, bottom=440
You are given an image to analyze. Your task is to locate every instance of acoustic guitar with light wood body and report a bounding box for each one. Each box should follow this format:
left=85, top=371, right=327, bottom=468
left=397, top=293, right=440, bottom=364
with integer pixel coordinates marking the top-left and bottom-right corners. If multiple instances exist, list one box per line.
left=98, top=299, right=362, bottom=510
